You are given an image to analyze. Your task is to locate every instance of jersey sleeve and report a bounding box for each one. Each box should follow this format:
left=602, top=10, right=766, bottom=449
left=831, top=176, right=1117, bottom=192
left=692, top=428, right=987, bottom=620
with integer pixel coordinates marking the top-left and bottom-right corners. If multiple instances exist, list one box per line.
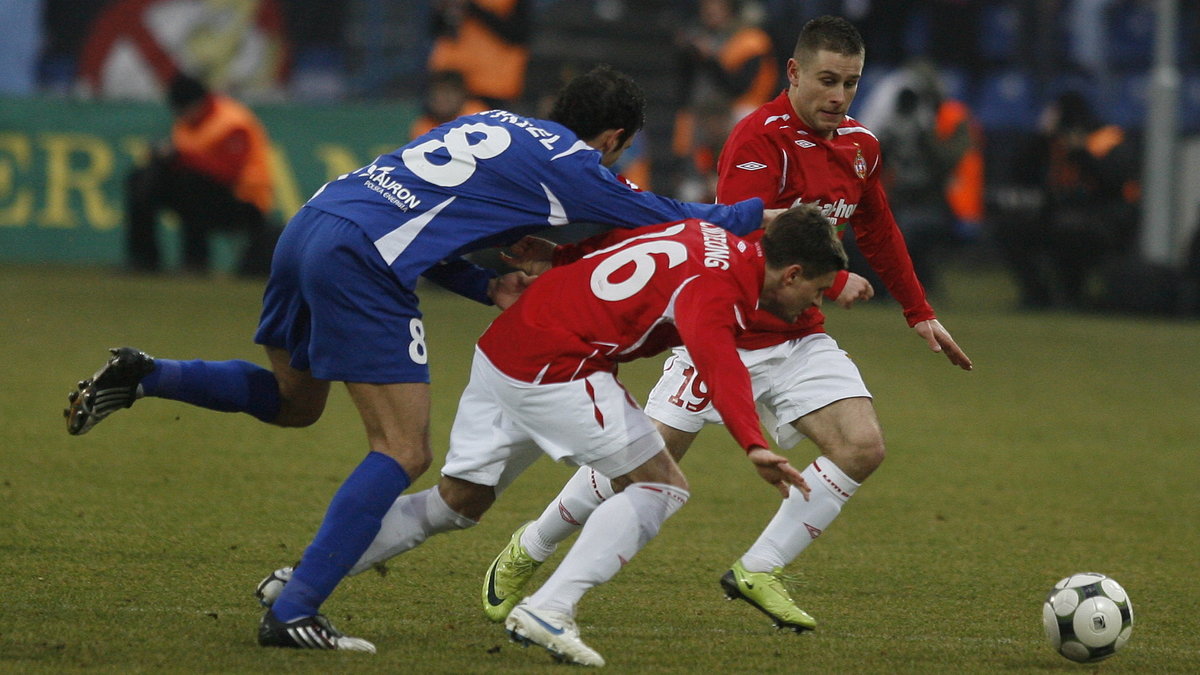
left=550, top=222, right=681, bottom=266
left=851, top=178, right=935, bottom=326
left=557, top=160, right=764, bottom=237
left=420, top=257, right=497, bottom=305
left=672, top=279, right=769, bottom=452
left=716, top=131, right=782, bottom=206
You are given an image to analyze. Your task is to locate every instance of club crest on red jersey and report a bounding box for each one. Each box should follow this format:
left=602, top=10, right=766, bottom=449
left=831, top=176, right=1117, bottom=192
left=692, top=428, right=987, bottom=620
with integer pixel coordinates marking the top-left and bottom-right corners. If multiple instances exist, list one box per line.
left=853, top=146, right=867, bottom=180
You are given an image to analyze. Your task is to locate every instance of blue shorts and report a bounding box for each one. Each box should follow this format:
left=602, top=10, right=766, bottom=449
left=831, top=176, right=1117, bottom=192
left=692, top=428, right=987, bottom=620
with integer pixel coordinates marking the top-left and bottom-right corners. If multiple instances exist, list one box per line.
left=254, top=207, right=430, bottom=383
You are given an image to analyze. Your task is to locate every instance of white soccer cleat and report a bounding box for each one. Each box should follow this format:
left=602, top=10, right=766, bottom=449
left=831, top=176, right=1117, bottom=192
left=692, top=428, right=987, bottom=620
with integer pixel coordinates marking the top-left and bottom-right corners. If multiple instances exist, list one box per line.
left=505, top=601, right=605, bottom=667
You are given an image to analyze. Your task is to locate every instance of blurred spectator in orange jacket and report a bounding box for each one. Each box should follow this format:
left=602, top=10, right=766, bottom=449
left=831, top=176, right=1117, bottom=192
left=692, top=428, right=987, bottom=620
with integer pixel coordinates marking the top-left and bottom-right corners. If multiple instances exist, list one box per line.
left=995, top=91, right=1141, bottom=309
left=672, top=0, right=777, bottom=196
left=428, top=0, right=532, bottom=108
left=409, top=70, right=491, bottom=140
left=125, top=72, right=278, bottom=276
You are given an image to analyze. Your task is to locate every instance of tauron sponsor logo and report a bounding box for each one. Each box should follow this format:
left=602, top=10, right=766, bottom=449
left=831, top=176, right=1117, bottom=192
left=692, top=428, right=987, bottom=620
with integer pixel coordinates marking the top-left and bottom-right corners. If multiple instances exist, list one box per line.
left=355, top=164, right=421, bottom=210
left=736, top=161, right=767, bottom=171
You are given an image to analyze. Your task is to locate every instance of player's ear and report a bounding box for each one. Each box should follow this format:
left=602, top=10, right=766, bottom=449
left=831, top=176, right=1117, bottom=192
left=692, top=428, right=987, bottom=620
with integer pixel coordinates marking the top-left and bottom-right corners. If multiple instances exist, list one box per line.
left=786, top=58, right=800, bottom=86
left=599, top=128, right=624, bottom=153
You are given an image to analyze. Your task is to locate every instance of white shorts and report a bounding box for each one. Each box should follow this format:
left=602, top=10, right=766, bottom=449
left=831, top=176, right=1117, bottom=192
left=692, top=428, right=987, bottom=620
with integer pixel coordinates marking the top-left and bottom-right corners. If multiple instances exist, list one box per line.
left=644, top=333, right=871, bottom=449
left=441, top=348, right=665, bottom=492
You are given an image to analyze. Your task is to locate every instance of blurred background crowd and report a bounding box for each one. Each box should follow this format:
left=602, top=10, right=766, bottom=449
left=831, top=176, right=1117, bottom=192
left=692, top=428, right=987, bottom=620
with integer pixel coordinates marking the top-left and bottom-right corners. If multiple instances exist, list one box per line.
left=2, top=0, right=1199, bottom=315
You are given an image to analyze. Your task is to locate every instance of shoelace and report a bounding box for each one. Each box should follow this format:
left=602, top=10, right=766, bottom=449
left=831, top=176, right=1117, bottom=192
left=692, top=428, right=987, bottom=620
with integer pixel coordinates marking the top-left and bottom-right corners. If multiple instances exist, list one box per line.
left=768, top=569, right=804, bottom=599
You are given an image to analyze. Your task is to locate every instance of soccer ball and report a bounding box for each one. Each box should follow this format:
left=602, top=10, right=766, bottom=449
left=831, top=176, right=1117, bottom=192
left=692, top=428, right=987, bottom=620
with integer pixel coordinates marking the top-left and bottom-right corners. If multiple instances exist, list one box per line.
left=254, top=566, right=293, bottom=607
left=1042, top=573, right=1134, bottom=663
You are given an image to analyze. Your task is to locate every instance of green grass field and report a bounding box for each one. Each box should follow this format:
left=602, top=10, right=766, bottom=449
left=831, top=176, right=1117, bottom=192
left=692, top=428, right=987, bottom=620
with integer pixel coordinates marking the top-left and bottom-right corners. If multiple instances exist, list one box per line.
left=2, top=262, right=1198, bottom=673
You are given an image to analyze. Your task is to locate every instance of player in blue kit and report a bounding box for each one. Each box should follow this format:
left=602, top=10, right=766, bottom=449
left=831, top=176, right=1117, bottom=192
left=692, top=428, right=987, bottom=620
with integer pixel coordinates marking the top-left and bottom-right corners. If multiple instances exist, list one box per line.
left=63, top=65, right=775, bottom=652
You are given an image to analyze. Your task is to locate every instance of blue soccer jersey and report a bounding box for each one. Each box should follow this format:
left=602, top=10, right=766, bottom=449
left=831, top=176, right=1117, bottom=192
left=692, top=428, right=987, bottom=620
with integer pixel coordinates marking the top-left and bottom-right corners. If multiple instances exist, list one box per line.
left=303, top=110, right=765, bottom=295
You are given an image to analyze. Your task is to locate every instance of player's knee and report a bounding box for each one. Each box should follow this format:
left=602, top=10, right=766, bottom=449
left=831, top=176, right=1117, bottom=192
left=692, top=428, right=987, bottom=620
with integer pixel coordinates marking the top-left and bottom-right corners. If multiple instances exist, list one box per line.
left=397, top=447, right=434, bottom=479
left=272, top=391, right=328, bottom=427
left=273, top=407, right=323, bottom=428
left=847, top=433, right=886, bottom=478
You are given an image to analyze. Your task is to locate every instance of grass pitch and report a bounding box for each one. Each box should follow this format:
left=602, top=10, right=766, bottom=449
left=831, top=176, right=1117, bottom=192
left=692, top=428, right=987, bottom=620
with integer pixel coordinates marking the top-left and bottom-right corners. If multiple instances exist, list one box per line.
left=2, top=262, right=1198, bottom=673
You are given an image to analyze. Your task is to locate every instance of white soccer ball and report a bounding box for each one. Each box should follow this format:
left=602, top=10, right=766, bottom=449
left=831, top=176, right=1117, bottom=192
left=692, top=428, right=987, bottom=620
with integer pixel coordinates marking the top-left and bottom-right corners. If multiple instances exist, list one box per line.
left=254, top=566, right=293, bottom=607
left=1042, top=572, right=1134, bottom=663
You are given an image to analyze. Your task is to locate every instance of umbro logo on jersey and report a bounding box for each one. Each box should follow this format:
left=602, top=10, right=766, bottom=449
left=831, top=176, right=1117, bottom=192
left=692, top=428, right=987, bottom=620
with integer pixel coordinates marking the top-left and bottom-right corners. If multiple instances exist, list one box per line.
left=736, top=161, right=768, bottom=171
left=795, top=139, right=816, bottom=148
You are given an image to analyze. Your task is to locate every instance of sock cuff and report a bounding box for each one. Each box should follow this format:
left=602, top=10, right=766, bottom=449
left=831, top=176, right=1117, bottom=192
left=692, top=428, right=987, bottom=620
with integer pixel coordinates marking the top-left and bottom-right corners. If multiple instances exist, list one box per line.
left=428, top=484, right=477, bottom=529
left=587, top=468, right=616, bottom=501
left=630, top=482, right=690, bottom=516
left=808, top=458, right=859, bottom=501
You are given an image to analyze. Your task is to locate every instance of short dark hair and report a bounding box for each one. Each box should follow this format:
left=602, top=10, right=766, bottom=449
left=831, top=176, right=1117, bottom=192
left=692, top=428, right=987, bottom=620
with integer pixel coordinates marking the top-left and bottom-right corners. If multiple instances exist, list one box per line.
left=761, top=203, right=848, bottom=277
left=167, top=72, right=209, bottom=112
left=548, top=65, right=645, bottom=146
left=793, top=15, right=865, bottom=62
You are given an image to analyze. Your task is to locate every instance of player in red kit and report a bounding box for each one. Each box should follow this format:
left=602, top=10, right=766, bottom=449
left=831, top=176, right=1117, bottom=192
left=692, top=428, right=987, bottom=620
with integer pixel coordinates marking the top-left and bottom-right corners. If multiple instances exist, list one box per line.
left=481, top=15, right=973, bottom=633
left=258, top=204, right=846, bottom=666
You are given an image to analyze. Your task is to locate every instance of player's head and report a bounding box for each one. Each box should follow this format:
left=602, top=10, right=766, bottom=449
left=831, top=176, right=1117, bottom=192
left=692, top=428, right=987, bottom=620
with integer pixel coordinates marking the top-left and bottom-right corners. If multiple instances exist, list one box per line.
left=787, top=16, right=865, bottom=138
left=758, top=203, right=848, bottom=322
left=549, top=65, right=646, bottom=167
left=167, top=72, right=210, bottom=122
left=425, top=70, right=472, bottom=122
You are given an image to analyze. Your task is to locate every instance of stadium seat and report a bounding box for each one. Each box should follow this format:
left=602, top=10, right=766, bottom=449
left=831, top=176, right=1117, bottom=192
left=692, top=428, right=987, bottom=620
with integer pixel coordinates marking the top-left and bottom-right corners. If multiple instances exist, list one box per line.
left=1104, top=73, right=1149, bottom=129
left=979, top=2, right=1021, bottom=65
left=1106, top=1, right=1156, bottom=71
left=974, top=70, right=1039, bottom=131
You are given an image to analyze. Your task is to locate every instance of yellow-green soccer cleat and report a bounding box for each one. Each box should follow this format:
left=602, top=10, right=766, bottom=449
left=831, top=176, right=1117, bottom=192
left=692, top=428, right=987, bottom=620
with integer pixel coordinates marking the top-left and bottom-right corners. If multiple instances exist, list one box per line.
left=482, top=522, right=543, bottom=622
left=720, top=560, right=817, bottom=632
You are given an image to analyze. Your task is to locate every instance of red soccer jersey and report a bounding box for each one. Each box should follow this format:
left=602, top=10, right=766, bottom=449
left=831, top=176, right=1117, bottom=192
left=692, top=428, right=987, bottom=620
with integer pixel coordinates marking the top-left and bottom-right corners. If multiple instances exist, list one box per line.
left=717, top=91, right=934, bottom=349
left=478, top=219, right=770, bottom=452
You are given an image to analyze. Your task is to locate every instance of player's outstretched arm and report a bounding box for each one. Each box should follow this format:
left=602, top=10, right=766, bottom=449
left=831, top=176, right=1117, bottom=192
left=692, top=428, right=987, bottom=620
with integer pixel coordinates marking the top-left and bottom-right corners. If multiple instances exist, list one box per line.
left=761, top=208, right=786, bottom=229
left=747, top=447, right=810, bottom=500
left=913, top=319, right=973, bottom=371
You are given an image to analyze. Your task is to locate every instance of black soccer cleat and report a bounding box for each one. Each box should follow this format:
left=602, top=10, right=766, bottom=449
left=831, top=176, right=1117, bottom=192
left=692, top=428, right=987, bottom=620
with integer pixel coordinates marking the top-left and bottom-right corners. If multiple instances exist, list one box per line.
left=257, top=609, right=376, bottom=652
left=64, top=347, right=156, bottom=435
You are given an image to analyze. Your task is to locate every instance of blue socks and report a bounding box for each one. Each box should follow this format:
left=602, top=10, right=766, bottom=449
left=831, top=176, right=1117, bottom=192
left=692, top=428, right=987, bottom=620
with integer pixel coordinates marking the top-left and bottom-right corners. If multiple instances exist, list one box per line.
left=140, top=358, right=281, bottom=423
left=272, top=452, right=412, bottom=622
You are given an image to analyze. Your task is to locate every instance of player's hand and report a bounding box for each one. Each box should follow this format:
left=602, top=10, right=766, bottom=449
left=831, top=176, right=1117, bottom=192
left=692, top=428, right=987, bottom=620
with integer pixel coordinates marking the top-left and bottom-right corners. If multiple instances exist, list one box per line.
left=833, top=272, right=874, bottom=308
left=488, top=271, right=535, bottom=310
left=913, top=319, right=973, bottom=371
left=760, top=208, right=787, bottom=229
left=747, top=447, right=810, bottom=500
left=500, top=235, right=557, bottom=276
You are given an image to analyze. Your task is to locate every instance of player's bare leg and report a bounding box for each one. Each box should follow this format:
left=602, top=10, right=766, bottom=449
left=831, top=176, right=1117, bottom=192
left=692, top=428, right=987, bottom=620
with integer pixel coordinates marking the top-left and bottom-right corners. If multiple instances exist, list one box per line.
left=263, top=345, right=331, bottom=427
left=66, top=344, right=331, bottom=435
left=260, top=380, right=432, bottom=651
